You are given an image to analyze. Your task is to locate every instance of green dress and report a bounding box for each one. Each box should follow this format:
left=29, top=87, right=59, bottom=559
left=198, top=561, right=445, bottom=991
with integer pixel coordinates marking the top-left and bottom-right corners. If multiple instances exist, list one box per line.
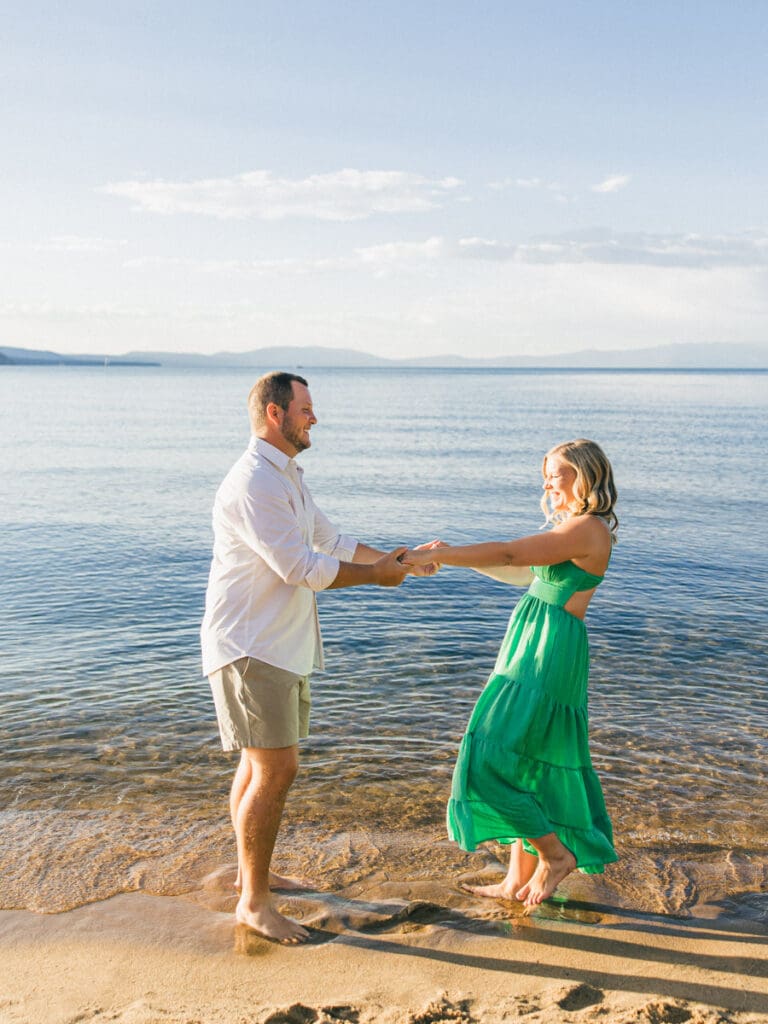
left=446, top=560, right=618, bottom=873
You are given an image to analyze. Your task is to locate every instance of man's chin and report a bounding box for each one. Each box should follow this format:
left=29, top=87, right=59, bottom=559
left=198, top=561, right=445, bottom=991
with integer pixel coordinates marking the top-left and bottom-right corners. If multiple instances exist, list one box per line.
left=282, top=428, right=310, bottom=453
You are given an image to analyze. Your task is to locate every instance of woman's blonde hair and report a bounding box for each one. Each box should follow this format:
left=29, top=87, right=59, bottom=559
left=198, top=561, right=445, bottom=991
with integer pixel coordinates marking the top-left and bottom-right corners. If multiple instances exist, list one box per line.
left=540, top=438, right=619, bottom=541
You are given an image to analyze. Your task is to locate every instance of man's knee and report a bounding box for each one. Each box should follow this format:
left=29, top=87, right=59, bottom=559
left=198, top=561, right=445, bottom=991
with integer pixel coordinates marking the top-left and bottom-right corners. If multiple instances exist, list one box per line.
left=242, top=745, right=299, bottom=791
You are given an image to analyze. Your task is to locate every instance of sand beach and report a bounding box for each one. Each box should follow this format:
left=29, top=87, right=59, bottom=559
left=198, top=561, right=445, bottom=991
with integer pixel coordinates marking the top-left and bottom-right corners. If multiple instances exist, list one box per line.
left=2, top=889, right=767, bottom=1024
left=2, top=835, right=767, bottom=1024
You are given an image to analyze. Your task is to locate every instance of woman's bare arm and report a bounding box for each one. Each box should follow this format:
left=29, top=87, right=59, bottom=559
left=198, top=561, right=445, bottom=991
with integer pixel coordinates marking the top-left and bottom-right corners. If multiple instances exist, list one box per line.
left=402, top=516, right=609, bottom=573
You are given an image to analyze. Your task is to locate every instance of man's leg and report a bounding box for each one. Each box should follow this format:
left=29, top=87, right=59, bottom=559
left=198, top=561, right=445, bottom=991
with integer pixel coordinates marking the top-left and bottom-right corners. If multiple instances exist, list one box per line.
left=234, top=744, right=309, bottom=943
left=230, top=748, right=310, bottom=894
left=230, top=751, right=251, bottom=892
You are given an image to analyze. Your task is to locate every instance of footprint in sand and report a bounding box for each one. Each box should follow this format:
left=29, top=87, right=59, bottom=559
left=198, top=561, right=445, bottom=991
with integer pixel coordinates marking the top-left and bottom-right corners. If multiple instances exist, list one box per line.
left=262, top=1005, right=361, bottom=1024
left=402, top=995, right=474, bottom=1023
left=263, top=1007, right=317, bottom=1024
left=634, top=1002, right=693, bottom=1024
left=556, top=982, right=605, bottom=1011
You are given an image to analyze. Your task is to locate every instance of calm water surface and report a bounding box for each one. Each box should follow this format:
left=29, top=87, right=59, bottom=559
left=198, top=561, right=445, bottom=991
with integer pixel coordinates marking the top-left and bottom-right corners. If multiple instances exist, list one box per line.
left=1, top=366, right=766, bottom=919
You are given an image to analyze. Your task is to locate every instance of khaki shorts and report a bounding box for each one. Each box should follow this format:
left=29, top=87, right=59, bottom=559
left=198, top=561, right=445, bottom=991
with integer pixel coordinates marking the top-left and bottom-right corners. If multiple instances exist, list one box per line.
left=208, top=657, right=311, bottom=751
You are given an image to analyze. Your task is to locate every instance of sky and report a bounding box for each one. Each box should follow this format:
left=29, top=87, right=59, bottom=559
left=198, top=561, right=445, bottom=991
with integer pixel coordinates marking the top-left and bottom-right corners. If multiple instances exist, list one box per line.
left=2, top=0, right=767, bottom=359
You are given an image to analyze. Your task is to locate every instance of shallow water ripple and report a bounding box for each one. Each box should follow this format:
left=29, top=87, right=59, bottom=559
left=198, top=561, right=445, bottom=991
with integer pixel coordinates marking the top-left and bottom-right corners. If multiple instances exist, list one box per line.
left=1, top=366, right=766, bottom=915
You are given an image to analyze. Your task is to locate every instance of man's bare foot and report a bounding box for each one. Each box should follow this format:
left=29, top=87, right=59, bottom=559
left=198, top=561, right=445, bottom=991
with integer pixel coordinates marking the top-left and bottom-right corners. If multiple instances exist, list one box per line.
left=235, top=897, right=310, bottom=944
left=516, top=850, right=576, bottom=906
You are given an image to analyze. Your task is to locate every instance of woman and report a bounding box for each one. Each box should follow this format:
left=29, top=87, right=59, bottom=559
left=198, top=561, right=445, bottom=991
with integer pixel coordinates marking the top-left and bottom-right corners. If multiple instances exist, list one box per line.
left=404, top=439, right=619, bottom=906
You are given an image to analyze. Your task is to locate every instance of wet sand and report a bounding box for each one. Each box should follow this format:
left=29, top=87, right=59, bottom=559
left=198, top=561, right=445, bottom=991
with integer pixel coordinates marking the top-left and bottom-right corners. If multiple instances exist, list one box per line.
left=2, top=863, right=767, bottom=1024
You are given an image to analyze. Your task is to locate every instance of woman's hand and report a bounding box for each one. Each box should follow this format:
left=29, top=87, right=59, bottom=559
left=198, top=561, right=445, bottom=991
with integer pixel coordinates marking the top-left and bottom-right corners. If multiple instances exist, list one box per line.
left=401, top=539, right=446, bottom=574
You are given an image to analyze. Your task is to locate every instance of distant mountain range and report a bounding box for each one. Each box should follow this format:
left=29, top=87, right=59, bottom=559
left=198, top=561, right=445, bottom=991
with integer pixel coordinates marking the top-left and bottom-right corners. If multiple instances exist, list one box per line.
left=0, top=345, right=160, bottom=367
left=1, top=342, right=766, bottom=369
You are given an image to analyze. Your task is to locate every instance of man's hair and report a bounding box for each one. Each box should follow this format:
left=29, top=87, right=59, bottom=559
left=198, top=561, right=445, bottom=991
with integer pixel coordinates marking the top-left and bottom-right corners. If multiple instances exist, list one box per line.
left=248, top=371, right=308, bottom=430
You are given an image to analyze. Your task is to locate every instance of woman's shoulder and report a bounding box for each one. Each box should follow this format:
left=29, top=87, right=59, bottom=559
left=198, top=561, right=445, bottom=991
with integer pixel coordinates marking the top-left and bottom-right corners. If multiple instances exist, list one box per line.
left=555, top=512, right=611, bottom=542
left=553, top=514, right=612, bottom=573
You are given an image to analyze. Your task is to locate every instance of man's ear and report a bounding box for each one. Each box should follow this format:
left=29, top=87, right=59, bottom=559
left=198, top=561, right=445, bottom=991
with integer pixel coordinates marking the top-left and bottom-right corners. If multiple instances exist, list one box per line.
left=265, top=402, right=283, bottom=426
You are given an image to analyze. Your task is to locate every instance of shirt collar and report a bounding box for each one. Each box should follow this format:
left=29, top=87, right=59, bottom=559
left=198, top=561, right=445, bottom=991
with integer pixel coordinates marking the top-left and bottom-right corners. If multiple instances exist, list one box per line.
left=250, top=436, right=302, bottom=475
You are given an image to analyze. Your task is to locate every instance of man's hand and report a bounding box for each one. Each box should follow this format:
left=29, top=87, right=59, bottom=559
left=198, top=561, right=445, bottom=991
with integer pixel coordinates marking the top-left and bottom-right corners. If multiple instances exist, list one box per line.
left=372, top=547, right=410, bottom=587
left=328, top=543, right=439, bottom=589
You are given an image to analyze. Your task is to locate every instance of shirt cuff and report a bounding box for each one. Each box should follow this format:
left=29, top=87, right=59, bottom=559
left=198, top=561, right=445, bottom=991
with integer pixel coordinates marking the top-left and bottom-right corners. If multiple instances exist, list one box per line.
left=306, top=552, right=341, bottom=591
left=331, top=533, right=358, bottom=562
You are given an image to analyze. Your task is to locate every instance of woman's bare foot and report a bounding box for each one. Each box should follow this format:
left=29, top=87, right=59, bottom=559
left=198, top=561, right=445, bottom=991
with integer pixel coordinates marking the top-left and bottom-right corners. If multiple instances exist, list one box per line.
left=235, top=896, right=310, bottom=944
left=462, top=840, right=538, bottom=901
left=516, top=849, right=576, bottom=906
left=461, top=878, right=526, bottom=901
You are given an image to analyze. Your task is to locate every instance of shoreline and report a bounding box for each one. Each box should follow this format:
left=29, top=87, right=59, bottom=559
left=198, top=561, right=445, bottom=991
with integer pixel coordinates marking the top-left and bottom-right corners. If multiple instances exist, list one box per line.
left=3, top=810, right=767, bottom=922
left=2, top=888, right=767, bottom=1024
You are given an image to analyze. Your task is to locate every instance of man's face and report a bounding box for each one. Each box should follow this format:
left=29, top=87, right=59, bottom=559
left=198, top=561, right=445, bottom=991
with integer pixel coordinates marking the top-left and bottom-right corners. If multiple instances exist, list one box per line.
left=280, top=382, right=317, bottom=454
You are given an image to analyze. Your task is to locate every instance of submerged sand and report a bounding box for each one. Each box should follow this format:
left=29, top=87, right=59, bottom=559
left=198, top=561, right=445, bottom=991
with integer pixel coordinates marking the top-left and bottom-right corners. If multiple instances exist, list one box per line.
left=2, top=865, right=767, bottom=1024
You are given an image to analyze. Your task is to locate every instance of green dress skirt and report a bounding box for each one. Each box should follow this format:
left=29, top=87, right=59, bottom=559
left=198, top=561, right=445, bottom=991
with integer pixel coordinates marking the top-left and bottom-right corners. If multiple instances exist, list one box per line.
left=447, top=560, right=618, bottom=873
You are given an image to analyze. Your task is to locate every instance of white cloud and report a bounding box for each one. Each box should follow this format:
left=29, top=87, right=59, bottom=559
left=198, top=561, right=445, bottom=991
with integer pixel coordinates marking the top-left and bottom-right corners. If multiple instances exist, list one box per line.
left=591, top=174, right=631, bottom=193
left=354, top=237, right=446, bottom=275
left=457, top=229, right=768, bottom=268
left=118, top=230, right=768, bottom=278
left=487, top=176, right=560, bottom=190
left=121, top=239, right=448, bottom=277
left=101, top=169, right=464, bottom=221
left=457, top=237, right=517, bottom=260
left=488, top=177, right=536, bottom=190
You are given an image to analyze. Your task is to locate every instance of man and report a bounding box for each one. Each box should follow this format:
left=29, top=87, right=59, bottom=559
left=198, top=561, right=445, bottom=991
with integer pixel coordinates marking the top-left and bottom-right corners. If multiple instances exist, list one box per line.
left=201, top=371, right=425, bottom=944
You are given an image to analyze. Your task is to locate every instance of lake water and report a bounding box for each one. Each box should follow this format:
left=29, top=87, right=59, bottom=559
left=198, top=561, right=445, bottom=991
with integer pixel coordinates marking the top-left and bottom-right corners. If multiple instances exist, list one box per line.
left=1, top=365, right=766, bottom=925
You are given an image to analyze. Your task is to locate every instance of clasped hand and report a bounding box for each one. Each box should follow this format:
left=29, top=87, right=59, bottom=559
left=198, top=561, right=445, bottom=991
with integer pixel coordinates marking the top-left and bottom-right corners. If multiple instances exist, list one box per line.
left=399, top=539, right=446, bottom=576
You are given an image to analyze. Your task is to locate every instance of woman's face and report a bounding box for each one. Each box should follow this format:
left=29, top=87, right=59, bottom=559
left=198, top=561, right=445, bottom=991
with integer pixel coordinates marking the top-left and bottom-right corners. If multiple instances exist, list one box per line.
left=543, top=455, right=577, bottom=513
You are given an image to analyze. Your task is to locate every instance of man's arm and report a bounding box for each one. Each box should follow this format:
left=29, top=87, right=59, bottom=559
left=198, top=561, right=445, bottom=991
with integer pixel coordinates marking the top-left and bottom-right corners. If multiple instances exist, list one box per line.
left=232, top=478, right=410, bottom=590
left=350, top=542, right=386, bottom=564
left=235, top=484, right=346, bottom=591
left=326, top=547, right=408, bottom=589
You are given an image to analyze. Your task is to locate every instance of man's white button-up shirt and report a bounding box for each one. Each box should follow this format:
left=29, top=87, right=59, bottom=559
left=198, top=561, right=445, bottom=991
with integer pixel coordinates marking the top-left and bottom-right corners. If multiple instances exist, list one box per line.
left=201, top=437, right=358, bottom=677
